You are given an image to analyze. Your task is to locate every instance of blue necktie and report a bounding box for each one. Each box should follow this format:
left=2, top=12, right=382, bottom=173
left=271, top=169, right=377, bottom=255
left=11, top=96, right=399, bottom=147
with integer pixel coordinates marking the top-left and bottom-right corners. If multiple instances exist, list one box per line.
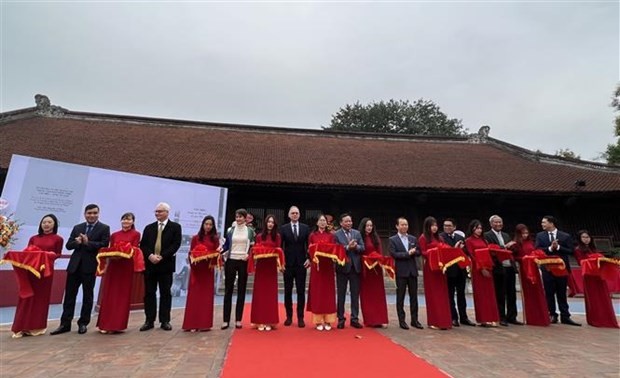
left=86, top=224, right=93, bottom=235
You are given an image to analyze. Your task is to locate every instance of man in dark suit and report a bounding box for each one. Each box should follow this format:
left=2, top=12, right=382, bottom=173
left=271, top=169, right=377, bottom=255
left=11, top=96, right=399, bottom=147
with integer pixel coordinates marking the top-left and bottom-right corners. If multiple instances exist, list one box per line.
left=51, top=204, right=110, bottom=335
left=440, top=218, right=476, bottom=327
left=483, top=215, right=522, bottom=326
left=534, top=215, right=580, bottom=326
left=334, top=213, right=365, bottom=329
left=139, top=202, right=182, bottom=331
left=280, top=205, right=310, bottom=327
left=388, top=217, right=423, bottom=330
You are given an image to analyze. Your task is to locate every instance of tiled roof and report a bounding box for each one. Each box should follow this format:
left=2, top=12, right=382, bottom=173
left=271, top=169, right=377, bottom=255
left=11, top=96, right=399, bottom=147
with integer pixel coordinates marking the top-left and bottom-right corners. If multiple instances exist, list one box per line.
left=2, top=111, right=619, bottom=193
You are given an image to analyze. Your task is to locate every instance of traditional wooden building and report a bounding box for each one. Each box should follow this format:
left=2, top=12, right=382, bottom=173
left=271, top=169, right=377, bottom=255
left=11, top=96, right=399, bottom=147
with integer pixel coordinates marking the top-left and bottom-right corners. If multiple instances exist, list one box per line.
left=2, top=95, right=620, bottom=248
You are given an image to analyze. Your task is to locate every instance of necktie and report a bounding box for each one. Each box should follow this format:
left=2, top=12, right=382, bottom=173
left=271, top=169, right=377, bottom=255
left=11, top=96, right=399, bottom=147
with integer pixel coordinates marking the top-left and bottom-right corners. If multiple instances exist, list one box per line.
left=154, top=222, right=163, bottom=255
left=345, top=231, right=351, bottom=241
left=86, top=224, right=93, bottom=235
left=497, top=232, right=505, bottom=247
left=293, top=224, right=298, bottom=240
left=549, top=232, right=555, bottom=243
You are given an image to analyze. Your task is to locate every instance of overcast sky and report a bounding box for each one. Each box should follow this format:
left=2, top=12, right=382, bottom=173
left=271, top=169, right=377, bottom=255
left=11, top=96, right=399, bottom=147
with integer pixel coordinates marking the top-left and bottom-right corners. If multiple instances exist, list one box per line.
left=2, top=1, right=618, bottom=161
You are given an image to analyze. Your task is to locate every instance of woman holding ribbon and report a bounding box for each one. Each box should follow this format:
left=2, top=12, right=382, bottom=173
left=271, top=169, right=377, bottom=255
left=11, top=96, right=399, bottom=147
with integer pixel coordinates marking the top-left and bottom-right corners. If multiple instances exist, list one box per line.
left=182, top=215, right=222, bottom=331
left=9, top=214, right=63, bottom=338
left=358, top=217, right=388, bottom=328
left=249, top=214, right=283, bottom=331
left=97, top=212, right=143, bottom=334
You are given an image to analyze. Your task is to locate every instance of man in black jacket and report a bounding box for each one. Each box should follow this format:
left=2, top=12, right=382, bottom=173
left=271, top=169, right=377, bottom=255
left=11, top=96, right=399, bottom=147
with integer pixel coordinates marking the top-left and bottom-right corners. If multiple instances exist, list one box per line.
left=51, top=204, right=110, bottom=335
left=139, top=202, right=182, bottom=331
left=280, top=206, right=310, bottom=327
left=440, top=218, right=476, bottom=327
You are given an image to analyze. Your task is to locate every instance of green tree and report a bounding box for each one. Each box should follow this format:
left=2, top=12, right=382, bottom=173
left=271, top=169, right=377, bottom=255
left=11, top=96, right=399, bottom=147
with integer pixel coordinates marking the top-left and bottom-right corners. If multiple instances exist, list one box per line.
left=605, top=84, right=620, bottom=165
left=325, top=99, right=467, bottom=136
left=555, top=148, right=581, bottom=160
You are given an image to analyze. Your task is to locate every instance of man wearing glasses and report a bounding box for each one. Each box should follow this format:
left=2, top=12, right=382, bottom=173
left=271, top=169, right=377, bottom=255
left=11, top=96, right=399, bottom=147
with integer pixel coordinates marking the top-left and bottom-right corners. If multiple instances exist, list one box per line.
left=139, top=202, right=182, bottom=331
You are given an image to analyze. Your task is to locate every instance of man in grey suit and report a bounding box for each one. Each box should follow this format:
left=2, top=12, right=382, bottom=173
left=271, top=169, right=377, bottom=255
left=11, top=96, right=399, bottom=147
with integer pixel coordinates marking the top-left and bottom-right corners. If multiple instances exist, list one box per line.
left=334, top=213, right=365, bottom=329
left=388, top=217, right=423, bottom=330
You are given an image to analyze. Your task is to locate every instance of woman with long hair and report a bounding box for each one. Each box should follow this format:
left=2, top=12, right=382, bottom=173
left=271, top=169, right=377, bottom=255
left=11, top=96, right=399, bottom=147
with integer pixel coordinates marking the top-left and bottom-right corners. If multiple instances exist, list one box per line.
left=357, top=217, right=388, bottom=327
left=574, top=230, right=618, bottom=328
left=307, top=214, right=338, bottom=331
left=511, top=224, right=549, bottom=326
left=465, top=219, right=499, bottom=327
left=182, top=215, right=221, bottom=331
left=11, top=214, right=63, bottom=338
left=418, top=216, right=452, bottom=330
left=250, top=214, right=282, bottom=331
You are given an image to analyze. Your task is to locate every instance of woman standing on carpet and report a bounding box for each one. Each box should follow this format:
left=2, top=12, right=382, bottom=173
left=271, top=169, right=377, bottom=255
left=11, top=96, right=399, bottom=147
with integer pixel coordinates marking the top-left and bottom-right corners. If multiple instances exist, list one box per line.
left=11, top=214, right=63, bottom=338
left=465, top=220, right=499, bottom=327
left=358, top=217, right=388, bottom=328
left=97, top=212, right=142, bottom=334
left=574, top=230, right=619, bottom=328
left=250, top=215, right=282, bottom=331
left=418, top=216, right=452, bottom=330
left=221, top=208, right=255, bottom=330
left=308, top=214, right=338, bottom=331
left=182, top=215, right=221, bottom=331
left=511, top=224, right=549, bottom=326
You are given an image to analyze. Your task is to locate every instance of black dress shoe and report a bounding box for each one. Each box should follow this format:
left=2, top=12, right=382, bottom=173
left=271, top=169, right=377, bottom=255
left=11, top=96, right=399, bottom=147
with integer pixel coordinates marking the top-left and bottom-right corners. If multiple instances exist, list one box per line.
left=284, top=318, right=292, bottom=326
left=351, top=321, right=363, bottom=329
left=140, top=322, right=154, bottom=332
left=298, top=319, right=306, bottom=328
left=561, top=318, right=581, bottom=326
left=550, top=316, right=559, bottom=324
left=460, top=319, right=477, bottom=327
left=50, top=325, right=71, bottom=335
left=337, top=321, right=345, bottom=329
left=499, top=320, right=509, bottom=327
left=399, top=321, right=410, bottom=330
left=78, top=325, right=87, bottom=334
left=452, top=320, right=460, bottom=327
left=508, top=319, right=524, bottom=326
left=411, top=321, right=424, bottom=329
left=160, top=322, right=172, bottom=331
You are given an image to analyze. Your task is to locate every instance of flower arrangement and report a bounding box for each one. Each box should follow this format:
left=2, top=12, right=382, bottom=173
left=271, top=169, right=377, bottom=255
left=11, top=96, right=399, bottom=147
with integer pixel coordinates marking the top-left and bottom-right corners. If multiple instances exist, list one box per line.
left=0, top=199, right=21, bottom=252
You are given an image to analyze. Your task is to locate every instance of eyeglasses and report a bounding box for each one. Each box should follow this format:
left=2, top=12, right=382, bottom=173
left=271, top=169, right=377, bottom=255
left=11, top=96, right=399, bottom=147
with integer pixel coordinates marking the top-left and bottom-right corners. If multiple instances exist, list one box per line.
left=155, top=210, right=168, bottom=213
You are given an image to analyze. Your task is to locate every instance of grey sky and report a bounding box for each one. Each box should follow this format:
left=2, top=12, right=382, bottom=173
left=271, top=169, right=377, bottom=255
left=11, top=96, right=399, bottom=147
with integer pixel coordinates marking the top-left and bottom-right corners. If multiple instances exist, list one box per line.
left=2, top=1, right=618, bottom=161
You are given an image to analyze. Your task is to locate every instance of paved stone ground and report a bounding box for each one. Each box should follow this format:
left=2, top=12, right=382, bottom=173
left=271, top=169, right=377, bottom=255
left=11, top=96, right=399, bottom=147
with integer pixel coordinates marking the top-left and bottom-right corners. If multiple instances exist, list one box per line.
left=1, top=304, right=618, bottom=378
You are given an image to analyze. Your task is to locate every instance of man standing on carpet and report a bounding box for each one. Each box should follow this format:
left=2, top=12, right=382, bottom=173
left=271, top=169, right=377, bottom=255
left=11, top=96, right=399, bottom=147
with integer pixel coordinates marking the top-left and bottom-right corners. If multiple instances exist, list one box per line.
left=280, top=206, right=310, bottom=327
left=334, top=213, right=365, bottom=329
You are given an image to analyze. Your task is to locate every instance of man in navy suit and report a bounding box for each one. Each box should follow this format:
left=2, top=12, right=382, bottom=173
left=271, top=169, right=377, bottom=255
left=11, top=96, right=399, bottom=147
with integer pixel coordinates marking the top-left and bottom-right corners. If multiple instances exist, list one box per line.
left=388, top=217, right=423, bottom=330
left=534, top=215, right=580, bottom=326
left=279, top=206, right=310, bottom=327
left=334, top=213, right=365, bottom=329
left=139, top=202, right=182, bottom=331
left=51, top=204, right=110, bottom=335
left=440, top=218, right=476, bottom=327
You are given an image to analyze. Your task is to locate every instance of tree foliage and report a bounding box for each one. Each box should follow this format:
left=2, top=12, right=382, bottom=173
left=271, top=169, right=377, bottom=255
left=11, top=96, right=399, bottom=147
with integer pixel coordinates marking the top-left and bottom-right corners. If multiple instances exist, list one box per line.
left=555, top=148, right=581, bottom=160
left=605, top=84, right=620, bottom=165
left=325, top=99, right=467, bottom=136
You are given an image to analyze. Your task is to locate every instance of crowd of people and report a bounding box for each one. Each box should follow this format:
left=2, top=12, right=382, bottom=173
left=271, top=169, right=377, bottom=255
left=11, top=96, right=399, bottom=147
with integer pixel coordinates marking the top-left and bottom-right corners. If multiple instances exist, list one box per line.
left=6, top=203, right=619, bottom=338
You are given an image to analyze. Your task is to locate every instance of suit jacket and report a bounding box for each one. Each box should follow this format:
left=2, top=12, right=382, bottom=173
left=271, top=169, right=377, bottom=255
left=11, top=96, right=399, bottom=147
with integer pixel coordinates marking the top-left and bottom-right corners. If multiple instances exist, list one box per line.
left=534, top=229, right=573, bottom=270
left=141, top=220, right=182, bottom=273
left=65, top=221, right=111, bottom=274
left=388, top=233, right=419, bottom=277
left=439, top=232, right=466, bottom=278
left=484, top=229, right=515, bottom=273
left=280, top=222, right=310, bottom=267
left=334, top=228, right=365, bottom=274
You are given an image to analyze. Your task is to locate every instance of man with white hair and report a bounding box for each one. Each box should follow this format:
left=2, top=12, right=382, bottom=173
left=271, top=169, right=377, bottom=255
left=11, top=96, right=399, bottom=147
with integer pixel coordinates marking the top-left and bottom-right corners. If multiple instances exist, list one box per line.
left=139, top=202, right=182, bottom=331
left=484, top=215, right=522, bottom=326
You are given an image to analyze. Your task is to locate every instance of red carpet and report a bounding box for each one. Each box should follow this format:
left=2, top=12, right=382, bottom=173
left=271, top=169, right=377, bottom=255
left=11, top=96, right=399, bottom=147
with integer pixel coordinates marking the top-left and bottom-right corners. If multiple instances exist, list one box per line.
left=221, top=304, right=448, bottom=378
